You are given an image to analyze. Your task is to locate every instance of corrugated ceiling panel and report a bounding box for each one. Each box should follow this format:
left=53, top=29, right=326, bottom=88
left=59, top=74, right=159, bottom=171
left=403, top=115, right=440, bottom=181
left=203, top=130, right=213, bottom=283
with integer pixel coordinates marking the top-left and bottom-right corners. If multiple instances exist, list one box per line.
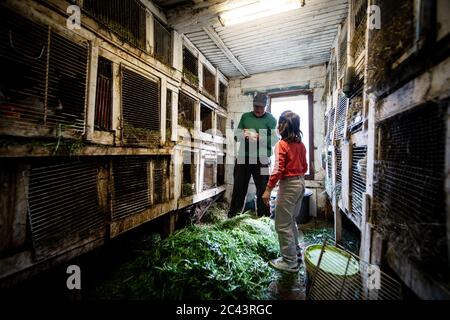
left=185, top=30, right=242, bottom=77
left=183, top=0, right=348, bottom=78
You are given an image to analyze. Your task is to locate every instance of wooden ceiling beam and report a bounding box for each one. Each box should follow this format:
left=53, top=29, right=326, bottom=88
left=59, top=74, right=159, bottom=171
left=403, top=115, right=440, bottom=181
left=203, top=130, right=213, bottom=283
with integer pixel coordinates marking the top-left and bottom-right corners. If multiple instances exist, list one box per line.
left=202, top=26, right=249, bottom=77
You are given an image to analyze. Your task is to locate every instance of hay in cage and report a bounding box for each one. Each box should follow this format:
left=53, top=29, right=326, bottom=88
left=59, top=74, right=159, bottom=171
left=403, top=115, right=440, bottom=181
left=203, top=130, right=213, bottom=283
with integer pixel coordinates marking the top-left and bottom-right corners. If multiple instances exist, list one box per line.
left=366, top=0, right=415, bottom=95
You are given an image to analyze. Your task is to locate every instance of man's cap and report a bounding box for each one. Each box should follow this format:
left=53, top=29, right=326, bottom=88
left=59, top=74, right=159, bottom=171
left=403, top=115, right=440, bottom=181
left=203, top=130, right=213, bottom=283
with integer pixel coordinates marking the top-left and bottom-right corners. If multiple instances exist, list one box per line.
left=253, top=92, right=268, bottom=107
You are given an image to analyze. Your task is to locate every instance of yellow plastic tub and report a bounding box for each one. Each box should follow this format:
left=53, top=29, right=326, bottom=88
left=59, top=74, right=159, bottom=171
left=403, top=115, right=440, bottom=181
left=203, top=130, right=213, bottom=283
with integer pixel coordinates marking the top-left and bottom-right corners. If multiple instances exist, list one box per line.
left=304, top=244, right=361, bottom=299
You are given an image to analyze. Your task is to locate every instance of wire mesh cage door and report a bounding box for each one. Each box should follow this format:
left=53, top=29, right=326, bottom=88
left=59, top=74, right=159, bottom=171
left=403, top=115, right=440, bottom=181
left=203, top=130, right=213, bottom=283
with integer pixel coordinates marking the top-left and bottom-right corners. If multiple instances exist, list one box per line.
left=0, top=8, right=89, bottom=133
left=306, top=237, right=402, bottom=300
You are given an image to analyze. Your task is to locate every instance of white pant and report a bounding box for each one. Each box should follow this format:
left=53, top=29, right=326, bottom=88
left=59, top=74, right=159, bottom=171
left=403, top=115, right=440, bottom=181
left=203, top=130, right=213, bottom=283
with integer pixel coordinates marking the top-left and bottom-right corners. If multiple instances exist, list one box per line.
left=274, top=176, right=305, bottom=264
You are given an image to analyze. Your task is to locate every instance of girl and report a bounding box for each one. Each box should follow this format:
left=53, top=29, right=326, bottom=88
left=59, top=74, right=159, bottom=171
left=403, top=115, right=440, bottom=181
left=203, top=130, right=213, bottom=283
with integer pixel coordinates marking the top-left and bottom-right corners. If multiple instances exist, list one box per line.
left=262, top=110, right=308, bottom=273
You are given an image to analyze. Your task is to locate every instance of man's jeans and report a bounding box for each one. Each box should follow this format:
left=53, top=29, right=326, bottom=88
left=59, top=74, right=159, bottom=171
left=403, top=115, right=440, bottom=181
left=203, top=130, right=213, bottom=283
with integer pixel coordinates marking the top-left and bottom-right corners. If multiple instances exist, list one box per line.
left=228, top=158, right=271, bottom=217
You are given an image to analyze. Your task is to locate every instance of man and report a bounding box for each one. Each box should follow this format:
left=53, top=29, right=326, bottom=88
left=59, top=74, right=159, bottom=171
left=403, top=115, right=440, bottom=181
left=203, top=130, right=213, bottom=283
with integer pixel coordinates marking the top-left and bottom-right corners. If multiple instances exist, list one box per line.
left=228, top=92, right=278, bottom=218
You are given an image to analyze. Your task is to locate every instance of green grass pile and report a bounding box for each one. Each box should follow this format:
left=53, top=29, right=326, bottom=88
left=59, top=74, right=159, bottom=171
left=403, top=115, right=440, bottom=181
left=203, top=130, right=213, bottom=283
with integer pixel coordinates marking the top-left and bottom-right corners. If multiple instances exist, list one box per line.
left=200, top=202, right=228, bottom=225
left=93, top=213, right=279, bottom=300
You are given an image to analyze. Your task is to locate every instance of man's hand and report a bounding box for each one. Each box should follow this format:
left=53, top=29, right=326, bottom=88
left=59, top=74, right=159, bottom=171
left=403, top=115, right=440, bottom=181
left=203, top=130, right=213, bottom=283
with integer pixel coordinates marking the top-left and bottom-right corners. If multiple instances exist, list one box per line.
left=244, top=129, right=259, bottom=141
left=243, top=129, right=250, bottom=139
left=249, top=132, right=259, bottom=141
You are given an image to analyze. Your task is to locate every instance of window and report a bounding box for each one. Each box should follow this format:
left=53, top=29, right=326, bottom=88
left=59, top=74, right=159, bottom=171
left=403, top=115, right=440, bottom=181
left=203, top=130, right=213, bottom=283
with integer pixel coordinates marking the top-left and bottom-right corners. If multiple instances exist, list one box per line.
left=154, top=19, right=171, bottom=66
left=270, top=93, right=314, bottom=179
left=202, top=66, right=216, bottom=99
left=94, top=57, right=113, bottom=131
left=219, top=82, right=228, bottom=108
left=183, top=47, right=198, bottom=86
left=121, top=67, right=160, bottom=146
left=83, top=0, right=146, bottom=50
left=178, top=92, right=195, bottom=129
left=200, top=103, right=213, bottom=132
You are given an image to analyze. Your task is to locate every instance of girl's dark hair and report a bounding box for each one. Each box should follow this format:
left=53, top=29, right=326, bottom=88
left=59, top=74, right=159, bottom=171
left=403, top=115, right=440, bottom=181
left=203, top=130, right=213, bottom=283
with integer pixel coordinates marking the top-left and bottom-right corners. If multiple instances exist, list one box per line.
left=278, top=110, right=303, bottom=143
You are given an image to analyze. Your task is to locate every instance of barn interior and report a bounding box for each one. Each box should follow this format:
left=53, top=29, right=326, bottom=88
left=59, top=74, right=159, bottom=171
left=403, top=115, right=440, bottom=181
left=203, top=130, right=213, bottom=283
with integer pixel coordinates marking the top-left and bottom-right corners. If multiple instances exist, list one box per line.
left=0, top=0, right=449, bottom=301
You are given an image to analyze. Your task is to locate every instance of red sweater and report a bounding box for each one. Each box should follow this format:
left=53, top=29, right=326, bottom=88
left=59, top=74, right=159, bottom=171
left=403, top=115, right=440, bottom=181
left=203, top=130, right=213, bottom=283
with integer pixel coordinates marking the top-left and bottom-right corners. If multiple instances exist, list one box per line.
left=267, top=139, right=308, bottom=188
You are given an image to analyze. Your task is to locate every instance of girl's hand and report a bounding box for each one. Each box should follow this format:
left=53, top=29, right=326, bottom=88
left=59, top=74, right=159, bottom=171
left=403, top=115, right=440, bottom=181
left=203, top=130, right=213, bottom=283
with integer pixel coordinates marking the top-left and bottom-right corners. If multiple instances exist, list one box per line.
left=262, top=190, right=271, bottom=207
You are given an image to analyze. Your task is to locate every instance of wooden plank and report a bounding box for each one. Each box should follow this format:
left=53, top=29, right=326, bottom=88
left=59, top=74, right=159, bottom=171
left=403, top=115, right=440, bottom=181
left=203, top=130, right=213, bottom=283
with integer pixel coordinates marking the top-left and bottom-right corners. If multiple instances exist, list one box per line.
left=360, top=221, right=371, bottom=261
left=110, top=186, right=226, bottom=238
left=334, top=204, right=342, bottom=243
left=370, top=230, right=383, bottom=266
left=160, top=78, right=168, bottom=145
left=162, top=211, right=178, bottom=237
left=34, top=228, right=105, bottom=261
left=90, top=131, right=115, bottom=145
left=141, top=0, right=168, bottom=25
left=98, top=161, right=111, bottom=224
left=0, top=237, right=104, bottom=285
left=202, top=27, right=250, bottom=77
left=359, top=32, right=376, bottom=261
left=376, top=56, right=450, bottom=122
left=0, top=126, right=79, bottom=141
left=386, top=242, right=450, bottom=299
left=178, top=186, right=226, bottom=208
left=85, top=44, right=99, bottom=140
left=0, top=144, right=174, bottom=158
left=110, top=201, right=176, bottom=238
left=146, top=9, right=155, bottom=54
left=172, top=30, right=183, bottom=71
left=0, top=250, right=33, bottom=282
left=0, top=162, right=28, bottom=256
left=166, top=0, right=226, bottom=32
left=446, top=103, right=450, bottom=271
